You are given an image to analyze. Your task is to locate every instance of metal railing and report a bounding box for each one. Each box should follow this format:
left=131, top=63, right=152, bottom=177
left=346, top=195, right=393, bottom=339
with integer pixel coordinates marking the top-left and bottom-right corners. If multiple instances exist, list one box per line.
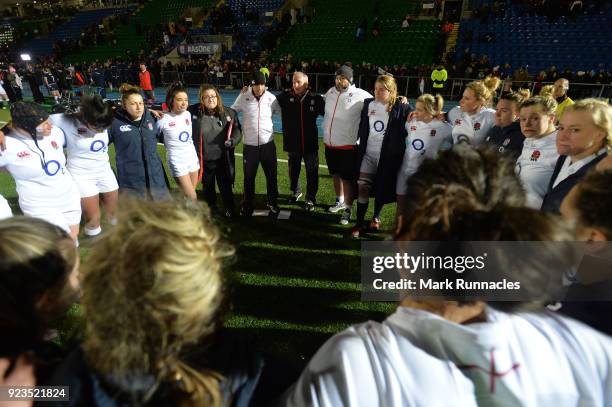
left=162, top=70, right=612, bottom=100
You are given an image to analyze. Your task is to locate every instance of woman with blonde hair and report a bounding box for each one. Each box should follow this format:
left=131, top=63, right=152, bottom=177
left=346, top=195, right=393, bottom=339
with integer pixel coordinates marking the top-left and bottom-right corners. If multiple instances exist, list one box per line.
left=541, top=98, right=610, bottom=213
left=0, top=216, right=79, bottom=382
left=515, top=96, right=560, bottom=209
left=352, top=75, right=412, bottom=237
left=108, top=84, right=170, bottom=201
left=485, top=89, right=530, bottom=158
left=452, top=76, right=500, bottom=146
left=395, top=93, right=452, bottom=233
left=188, top=84, right=242, bottom=218
left=46, top=199, right=274, bottom=405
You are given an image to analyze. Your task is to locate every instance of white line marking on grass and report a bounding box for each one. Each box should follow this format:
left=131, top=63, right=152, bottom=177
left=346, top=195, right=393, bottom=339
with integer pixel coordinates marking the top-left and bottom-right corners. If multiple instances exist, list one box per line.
left=235, top=152, right=329, bottom=169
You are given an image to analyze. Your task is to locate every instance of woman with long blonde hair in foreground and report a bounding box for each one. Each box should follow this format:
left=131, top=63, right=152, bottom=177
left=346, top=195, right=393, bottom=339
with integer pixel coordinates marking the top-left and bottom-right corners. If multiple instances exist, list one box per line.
left=46, top=199, right=284, bottom=406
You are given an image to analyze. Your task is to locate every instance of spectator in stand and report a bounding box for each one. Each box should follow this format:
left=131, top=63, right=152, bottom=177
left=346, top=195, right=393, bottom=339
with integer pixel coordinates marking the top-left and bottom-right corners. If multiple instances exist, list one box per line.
left=552, top=78, right=574, bottom=121
left=401, top=14, right=411, bottom=28
left=138, top=63, right=155, bottom=103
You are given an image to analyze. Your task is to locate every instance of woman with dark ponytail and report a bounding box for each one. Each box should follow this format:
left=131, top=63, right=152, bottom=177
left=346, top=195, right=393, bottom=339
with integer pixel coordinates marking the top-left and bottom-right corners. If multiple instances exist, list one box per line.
left=286, top=144, right=612, bottom=406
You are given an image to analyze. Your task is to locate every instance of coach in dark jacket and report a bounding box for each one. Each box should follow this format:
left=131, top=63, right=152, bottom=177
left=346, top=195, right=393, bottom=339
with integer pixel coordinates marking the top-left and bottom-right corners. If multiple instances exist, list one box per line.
left=357, top=98, right=411, bottom=206
left=275, top=72, right=325, bottom=209
left=189, top=84, right=242, bottom=217
left=485, top=121, right=524, bottom=159
left=109, top=107, right=170, bottom=201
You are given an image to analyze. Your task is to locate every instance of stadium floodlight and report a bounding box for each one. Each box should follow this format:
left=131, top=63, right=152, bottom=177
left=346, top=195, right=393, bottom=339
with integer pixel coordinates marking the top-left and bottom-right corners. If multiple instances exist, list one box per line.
left=20, top=54, right=31, bottom=61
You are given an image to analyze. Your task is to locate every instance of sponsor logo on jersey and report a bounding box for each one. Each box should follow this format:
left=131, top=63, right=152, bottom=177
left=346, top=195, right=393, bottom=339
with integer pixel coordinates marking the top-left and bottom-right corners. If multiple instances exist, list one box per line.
left=17, top=151, right=30, bottom=158
left=474, top=122, right=481, bottom=131
left=119, top=125, right=131, bottom=132
left=412, top=138, right=425, bottom=151
left=530, top=150, right=541, bottom=161
left=77, top=127, right=88, bottom=134
left=430, top=129, right=437, bottom=137
left=169, top=122, right=176, bottom=128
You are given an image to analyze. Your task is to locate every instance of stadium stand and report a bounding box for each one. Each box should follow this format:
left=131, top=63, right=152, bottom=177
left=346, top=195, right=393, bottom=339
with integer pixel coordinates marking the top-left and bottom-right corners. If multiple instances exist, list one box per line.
left=456, top=2, right=612, bottom=73
left=22, top=7, right=133, bottom=57
left=270, top=0, right=440, bottom=66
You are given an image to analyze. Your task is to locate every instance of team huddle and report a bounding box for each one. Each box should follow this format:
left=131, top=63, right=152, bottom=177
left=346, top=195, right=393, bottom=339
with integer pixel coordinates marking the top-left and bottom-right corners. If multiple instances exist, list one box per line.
left=0, top=66, right=610, bottom=243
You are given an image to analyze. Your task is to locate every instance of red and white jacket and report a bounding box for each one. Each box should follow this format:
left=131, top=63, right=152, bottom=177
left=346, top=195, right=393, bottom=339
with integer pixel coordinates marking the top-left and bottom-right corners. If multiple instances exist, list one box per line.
left=231, top=89, right=280, bottom=146
left=322, top=84, right=372, bottom=148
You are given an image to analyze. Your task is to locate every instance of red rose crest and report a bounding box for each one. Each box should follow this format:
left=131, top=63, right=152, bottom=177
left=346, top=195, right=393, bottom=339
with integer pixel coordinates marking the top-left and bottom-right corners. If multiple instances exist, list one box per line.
left=410, top=126, right=417, bottom=132
left=185, top=118, right=190, bottom=125
left=454, top=119, right=462, bottom=125
left=530, top=150, right=541, bottom=161
left=430, top=129, right=437, bottom=137
left=474, top=122, right=481, bottom=131
left=169, top=122, right=176, bottom=128
left=51, top=141, right=59, bottom=149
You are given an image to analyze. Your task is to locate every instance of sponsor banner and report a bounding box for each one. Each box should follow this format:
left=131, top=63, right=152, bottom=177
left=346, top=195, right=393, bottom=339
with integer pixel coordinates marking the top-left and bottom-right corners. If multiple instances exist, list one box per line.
left=177, top=43, right=221, bottom=55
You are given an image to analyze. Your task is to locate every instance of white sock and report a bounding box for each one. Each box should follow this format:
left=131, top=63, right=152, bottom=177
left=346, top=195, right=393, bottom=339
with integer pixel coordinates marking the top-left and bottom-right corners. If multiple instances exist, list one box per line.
left=336, top=196, right=344, bottom=204
left=74, top=239, right=79, bottom=247
left=84, top=225, right=102, bottom=236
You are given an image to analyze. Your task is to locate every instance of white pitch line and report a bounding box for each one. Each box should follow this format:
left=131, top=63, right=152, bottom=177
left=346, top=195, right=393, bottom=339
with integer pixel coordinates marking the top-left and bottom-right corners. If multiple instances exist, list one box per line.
left=234, top=152, right=329, bottom=169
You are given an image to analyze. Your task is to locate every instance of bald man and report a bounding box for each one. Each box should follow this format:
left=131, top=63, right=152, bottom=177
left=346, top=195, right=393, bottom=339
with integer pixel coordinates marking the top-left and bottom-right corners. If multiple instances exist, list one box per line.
left=552, top=78, right=574, bottom=120
left=276, top=71, right=325, bottom=211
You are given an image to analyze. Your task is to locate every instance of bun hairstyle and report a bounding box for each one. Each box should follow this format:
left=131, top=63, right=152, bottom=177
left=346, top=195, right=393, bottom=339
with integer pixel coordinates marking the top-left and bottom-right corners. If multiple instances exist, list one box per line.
left=82, top=199, right=234, bottom=406
left=119, top=83, right=142, bottom=105
left=539, top=84, right=554, bottom=98
left=396, top=144, right=574, bottom=312
left=75, top=95, right=114, bottom=131
left=500, top=89, right=531, bottom=110
left=165, top=81, right=188, bottom=112
left=416, top=93, right=444, bottom=117
left=465, top=76, right=501, bottom=106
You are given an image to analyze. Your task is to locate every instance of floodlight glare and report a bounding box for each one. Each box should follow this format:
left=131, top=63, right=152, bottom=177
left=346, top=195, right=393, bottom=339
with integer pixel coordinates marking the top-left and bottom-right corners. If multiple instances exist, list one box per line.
left=20, top=54, right=31, bottom=61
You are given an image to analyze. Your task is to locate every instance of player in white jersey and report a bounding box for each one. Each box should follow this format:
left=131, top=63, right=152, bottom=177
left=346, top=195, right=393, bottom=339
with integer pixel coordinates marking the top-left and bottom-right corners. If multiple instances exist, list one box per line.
left=158, top=83, right=199, bottom=201
left=515, top=96, right=560, bottom=208
left=0, top=193, right=11, bottom=219
left=351, top=75, right=411, bottom=237
left=50, top=95, right=117, bottom=237
left=396, top=94, right=451, bottom=232
left=0, top=79, right=8, bottom=109
left=452, top=77, right=500, bottom=146
left=0, top=102, right=80, bottom=240
left=285, top=145, right=612, bottom=407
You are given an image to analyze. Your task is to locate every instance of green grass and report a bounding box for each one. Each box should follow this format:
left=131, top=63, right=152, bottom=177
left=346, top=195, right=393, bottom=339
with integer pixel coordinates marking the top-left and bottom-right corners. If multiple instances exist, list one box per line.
left=0, top=114, right=397, bottom=370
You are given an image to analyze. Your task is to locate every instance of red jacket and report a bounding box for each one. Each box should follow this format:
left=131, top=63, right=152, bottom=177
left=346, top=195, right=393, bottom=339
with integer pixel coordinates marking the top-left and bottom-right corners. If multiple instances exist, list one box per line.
left=139, top=70, right=153, bottom=91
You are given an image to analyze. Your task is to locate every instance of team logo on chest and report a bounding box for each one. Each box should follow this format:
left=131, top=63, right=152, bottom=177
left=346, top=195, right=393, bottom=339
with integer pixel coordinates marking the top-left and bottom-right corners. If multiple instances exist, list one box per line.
left=430, top=129, right=437, bottom=137
left=410, top=126, right=417, bottom=132
left=51, top=140, right=59, bottom=149
left=474, top=122, right=481, bottom=131
left=454, top=119, right=462, bottom=125
left=185, top=118, right=190, bottom=125
left=169, top=122, right=176, bottom=128
left=530, top=150, right=541, bottom=161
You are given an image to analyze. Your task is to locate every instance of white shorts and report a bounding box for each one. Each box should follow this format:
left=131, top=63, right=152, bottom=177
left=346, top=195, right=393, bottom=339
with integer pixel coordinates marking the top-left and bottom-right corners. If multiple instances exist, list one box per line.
left=22, top=208, right=82, bottom=234
left=168, top=150, right=200, bottom=178
left=0, top=84, right=6, bottom=97
left=0, top=195, right=12, bottom=220
left=70, top=166, right=119, bottom=198
left=359, top=152, right=380, bottom=175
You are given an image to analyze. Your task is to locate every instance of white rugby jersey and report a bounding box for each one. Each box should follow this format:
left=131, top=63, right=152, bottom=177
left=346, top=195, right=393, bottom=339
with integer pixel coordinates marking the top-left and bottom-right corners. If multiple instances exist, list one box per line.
left=285, top=306, right=612, bottom=407
left=0, top=127, right=79, bottom=211
left=451, top=107, right=496, bottom=146
left=50, top=113, right=111, bottom=174
left=446, top=105, right=462, bottom=126
left=397, top=118, right=452, bottom=194
left=0, top=194, right=11, bottom=220
left=231, top=89, right=280, bottom=146
left=515, top=132, right=559, bottom=209
left=365, top=100, right=390, bottom=157
left=157, top=111, right=196, bottom=159
left=322, top=84, right=373, bottom=147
